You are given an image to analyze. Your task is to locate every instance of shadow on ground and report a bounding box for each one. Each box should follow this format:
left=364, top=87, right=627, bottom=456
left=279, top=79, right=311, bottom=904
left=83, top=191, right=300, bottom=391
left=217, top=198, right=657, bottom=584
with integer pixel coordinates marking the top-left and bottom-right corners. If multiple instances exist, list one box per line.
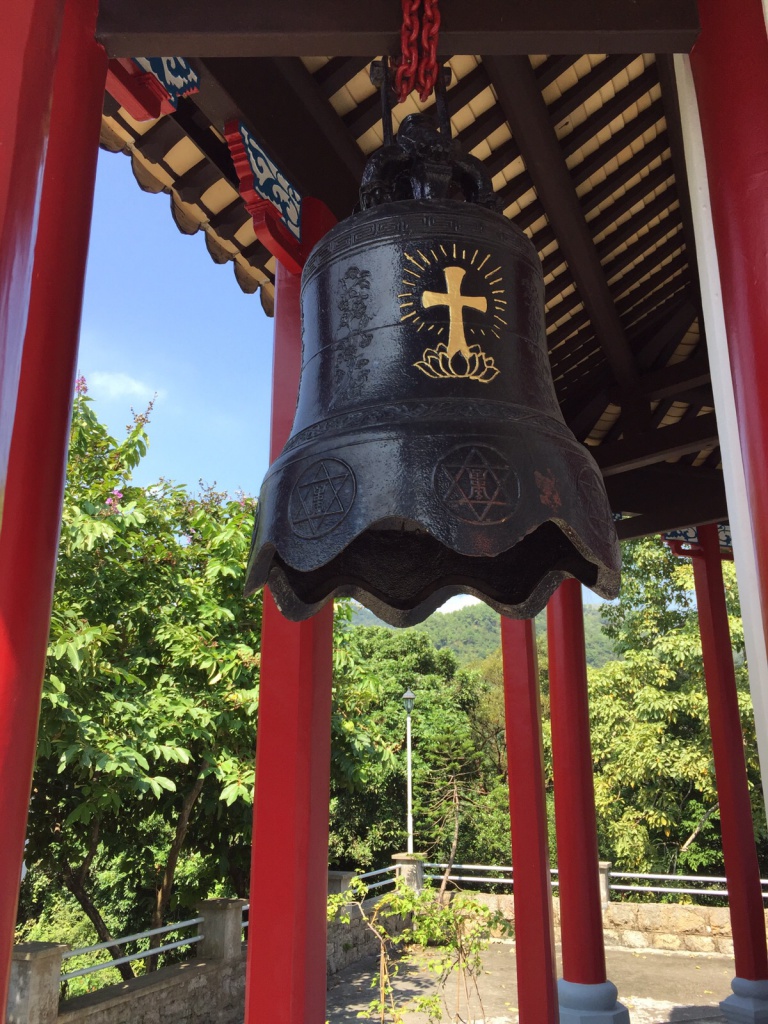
left=668, top=1007, right=725, bottom=1021
left=327, top=942, right=735, bottom=1023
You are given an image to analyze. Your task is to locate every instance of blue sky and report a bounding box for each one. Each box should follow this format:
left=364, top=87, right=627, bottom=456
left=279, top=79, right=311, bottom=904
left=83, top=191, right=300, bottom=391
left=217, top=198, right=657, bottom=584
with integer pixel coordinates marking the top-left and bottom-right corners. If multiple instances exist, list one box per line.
left=78, top=149, right=274, bottom=497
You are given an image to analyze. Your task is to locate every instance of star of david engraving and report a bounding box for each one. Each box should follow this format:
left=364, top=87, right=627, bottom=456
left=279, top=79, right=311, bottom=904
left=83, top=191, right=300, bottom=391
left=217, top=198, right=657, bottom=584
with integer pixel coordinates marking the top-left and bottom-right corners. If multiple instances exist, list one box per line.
left=290, top=458, right=356, bottom=539
left=434, top=446, right=519, bottom=524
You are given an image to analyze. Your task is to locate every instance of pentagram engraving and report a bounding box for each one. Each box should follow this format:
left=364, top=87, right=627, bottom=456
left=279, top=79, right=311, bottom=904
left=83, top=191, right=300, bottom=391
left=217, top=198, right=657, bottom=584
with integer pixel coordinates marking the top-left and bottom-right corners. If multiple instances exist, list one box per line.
left=290, top=459, right=356, bottom=538
left=434, top=445, right=519, bottom=524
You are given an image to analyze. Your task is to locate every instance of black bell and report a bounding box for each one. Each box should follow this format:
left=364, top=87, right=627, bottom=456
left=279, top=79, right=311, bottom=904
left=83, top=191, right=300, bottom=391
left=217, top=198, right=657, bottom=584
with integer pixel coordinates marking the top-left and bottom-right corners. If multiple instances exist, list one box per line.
left=245, top=114, right=620, bottom=626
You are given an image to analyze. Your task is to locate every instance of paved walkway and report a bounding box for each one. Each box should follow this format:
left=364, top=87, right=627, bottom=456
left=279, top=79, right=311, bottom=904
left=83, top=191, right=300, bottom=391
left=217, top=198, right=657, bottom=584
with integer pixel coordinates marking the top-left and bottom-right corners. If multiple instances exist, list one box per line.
left=327, top=942, right=735, bottom=1023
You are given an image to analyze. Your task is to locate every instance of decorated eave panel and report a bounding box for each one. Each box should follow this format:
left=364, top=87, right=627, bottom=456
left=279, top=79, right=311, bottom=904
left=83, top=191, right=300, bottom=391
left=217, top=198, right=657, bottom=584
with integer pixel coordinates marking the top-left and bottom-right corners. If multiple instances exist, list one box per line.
left=99, top=43, right=724, bottom=539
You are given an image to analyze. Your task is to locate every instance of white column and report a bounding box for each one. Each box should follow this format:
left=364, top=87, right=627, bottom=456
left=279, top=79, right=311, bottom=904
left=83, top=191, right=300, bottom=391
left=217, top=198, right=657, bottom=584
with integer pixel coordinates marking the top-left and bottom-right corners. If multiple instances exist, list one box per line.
left=674, top=53, right=768, bottom=816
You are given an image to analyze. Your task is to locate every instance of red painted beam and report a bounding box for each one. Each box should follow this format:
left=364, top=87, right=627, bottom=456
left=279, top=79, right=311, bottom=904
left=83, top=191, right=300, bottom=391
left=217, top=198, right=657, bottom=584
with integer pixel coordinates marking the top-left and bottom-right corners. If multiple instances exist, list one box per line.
left=0, top=0, right=106, bottom=1008
left=691, top=1, right=768, bottom=730
left=502, top=617, right=559, bottom=1024
left=0, top=0, right=66, bottom=517
left=547, top=579, right=606, bottom=986
left=244, top=199, right=336, bottom=1024
left=691, top=524, right=768, bottom=981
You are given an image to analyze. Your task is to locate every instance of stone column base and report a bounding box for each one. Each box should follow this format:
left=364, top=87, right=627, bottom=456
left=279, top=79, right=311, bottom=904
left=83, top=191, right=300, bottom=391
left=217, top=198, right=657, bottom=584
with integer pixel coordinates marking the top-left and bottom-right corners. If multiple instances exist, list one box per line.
left=558, top=979, right=630, bottom=1024
left=391, top=853, right=424, bottom=892
left=721, top=978, right=768, bottom=1024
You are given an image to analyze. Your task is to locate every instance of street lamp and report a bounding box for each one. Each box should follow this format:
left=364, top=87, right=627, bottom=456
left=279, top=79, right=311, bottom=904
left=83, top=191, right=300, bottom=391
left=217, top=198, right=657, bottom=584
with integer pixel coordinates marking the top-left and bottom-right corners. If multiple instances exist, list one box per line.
left=402, top=689, right=416, bottom=854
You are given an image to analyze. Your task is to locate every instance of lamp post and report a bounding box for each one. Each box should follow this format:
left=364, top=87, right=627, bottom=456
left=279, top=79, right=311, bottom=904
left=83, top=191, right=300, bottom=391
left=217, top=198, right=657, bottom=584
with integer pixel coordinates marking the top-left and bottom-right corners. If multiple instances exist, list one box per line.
left=402, top=689, right=416, bottom=854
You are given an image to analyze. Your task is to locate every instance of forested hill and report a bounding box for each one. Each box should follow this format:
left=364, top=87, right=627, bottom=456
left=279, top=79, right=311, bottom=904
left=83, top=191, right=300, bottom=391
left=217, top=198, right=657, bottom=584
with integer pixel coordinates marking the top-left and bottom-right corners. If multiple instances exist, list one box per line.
left=350, top=600, right=618, bottom=667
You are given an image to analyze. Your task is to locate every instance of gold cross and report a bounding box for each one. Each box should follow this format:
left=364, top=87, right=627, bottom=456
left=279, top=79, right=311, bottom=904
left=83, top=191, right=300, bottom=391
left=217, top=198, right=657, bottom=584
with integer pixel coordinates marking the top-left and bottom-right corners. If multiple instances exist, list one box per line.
left=422, top=266, right=488, bottom=357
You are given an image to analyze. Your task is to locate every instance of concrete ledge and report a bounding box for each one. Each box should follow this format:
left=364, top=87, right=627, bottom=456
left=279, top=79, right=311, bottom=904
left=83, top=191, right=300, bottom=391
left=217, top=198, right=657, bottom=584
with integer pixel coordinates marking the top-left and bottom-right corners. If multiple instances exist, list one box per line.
left=58, top=951, right=247, bottom=1024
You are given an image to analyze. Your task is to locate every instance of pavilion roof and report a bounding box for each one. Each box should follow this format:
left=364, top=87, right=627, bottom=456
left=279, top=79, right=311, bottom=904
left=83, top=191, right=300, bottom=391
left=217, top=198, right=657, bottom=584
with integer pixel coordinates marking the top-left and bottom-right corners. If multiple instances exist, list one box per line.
left=97, top=31, right=722, bottom=540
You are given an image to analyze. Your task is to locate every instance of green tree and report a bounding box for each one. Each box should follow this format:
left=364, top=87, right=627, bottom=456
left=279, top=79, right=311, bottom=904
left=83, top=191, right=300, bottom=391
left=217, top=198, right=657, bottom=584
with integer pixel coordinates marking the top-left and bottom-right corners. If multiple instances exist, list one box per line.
left=328, top=626, right=512, bottom=869
left=589, top=536, right=767, bottom=873
left=23, top=387, right=262, bottom=971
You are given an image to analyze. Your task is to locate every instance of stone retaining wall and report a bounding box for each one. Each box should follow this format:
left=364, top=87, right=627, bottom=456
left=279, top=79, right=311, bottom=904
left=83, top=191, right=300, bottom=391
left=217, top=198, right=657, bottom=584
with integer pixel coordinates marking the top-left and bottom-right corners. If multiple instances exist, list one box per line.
left=57, top=954, right=246, bottom=1024
left=469, top=892, right=738, bottom=955
left=603, top=902, right=736, bottom=955
left=327, top=898, right=408, bottom=976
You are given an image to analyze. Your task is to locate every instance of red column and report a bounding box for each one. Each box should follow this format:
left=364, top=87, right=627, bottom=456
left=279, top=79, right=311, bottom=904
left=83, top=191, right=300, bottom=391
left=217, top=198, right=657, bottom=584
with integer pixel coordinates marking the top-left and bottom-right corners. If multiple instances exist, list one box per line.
left=244, top=201, right=337, bottom=1024
left=690, top=1, right=768, bottom=691
left=547, top=579, right=606, bottom=985
left=0, top=0, right=66, bottom=510
left=691, top=524, right=768, bottom=981
left=0, top=0, right=106, bottom=1009
left=501, top=617, right=559, bottom=1024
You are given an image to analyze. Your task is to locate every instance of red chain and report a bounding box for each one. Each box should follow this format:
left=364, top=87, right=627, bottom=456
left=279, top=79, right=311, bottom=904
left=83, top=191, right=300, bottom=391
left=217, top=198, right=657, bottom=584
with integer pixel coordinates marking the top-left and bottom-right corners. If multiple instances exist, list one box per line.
left=395, top=0, right=441, bottom=104
left=395, top=0, right=421, bottom=104
left=416, top=0, right=441, bottom=101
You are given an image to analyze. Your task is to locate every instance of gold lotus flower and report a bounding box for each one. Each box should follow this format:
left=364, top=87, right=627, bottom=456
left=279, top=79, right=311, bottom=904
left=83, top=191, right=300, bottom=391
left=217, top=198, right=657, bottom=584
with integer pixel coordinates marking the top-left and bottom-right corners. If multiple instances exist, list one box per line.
left=414, top=343, right=499, bottom=383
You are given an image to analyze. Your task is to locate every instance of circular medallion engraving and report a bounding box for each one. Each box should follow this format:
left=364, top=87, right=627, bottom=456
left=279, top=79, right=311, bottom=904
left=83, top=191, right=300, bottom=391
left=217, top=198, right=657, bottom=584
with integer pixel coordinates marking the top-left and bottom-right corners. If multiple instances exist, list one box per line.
left=290, top=458, right=357, bottom=538
left=434, top=445, right=519, bottom=524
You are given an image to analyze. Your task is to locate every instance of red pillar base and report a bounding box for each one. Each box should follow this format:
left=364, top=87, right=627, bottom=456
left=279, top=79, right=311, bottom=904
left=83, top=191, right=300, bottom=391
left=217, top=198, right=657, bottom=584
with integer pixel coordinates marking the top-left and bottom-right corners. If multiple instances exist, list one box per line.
left=557, top=980, right=629, bottom=1024
left=721, top=978, right=768, bottom=1024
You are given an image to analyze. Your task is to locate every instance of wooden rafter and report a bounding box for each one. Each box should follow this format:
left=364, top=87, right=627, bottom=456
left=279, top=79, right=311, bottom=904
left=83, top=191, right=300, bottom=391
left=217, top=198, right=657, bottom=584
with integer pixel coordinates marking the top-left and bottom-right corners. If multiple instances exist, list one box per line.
left=581, top=133, right=671, bottom=217
left=560, top=62, right=659, bottom=160
left=572, top=99, right=665, bottom=188
left=485, top=55, right=638, bottom=391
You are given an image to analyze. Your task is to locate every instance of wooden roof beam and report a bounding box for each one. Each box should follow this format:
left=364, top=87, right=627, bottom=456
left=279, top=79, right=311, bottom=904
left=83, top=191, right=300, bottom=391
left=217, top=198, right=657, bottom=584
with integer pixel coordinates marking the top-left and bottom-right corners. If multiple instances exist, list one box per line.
left=615, top=504, right=724, bottom=540
left=97, top=1, right=700, bottom=58
left=485, top=55, right=639, bottom=391
left=593, top=411, right=719, bottom=476
left=314, top=58, right=371, bottom=98
left=192, top=57, right=365, bottom=221
left=605, top=464, right=724, bottom=520
left=656, top=55, right=701, bottom=312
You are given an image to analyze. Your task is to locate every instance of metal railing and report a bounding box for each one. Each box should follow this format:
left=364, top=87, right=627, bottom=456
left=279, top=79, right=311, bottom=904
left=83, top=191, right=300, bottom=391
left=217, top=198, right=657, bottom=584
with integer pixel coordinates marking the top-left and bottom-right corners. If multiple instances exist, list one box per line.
left=357, top=864, right=397, bottom=893
left=423, top=863, right=768, bottom=903
left=609, top=871, right=768, bottom=900
left=60, top=917, right=204, bottom=982
left=424, top=862, right=561, bottom=890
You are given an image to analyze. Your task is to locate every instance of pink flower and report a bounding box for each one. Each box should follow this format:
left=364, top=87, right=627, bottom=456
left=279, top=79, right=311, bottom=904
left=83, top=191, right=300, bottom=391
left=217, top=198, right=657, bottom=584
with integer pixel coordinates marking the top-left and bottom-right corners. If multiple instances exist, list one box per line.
left=112, top=489, right=123, bottom=500
left=75, top=375, right=88, bottom=396
left=105, top=498, right=114, bottom=507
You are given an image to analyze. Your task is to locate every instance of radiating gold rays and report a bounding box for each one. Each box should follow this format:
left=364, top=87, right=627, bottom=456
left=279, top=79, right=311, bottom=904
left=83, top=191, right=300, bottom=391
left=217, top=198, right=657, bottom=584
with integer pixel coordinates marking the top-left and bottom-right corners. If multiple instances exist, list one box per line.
left=398, top=247, right=507, bottom=341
